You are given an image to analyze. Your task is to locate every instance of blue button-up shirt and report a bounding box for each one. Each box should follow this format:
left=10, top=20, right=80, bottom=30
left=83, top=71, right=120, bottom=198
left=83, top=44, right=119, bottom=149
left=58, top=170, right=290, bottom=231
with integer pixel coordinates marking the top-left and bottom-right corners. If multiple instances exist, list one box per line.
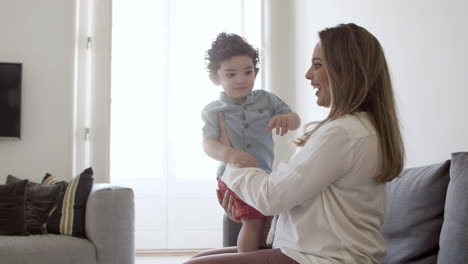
left=202, top=89, right=292, bottom=178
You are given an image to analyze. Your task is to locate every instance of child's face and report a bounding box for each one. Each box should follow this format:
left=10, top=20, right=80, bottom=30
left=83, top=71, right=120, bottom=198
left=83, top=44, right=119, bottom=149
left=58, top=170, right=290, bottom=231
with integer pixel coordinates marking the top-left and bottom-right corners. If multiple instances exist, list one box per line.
left=211, top=55, right=258, bottom=104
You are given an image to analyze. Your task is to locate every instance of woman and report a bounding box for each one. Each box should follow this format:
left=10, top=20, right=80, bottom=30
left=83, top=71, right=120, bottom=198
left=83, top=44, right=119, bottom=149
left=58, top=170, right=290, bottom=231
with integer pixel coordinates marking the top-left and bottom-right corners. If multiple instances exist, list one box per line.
left=185, top=23, right=404, bottom=264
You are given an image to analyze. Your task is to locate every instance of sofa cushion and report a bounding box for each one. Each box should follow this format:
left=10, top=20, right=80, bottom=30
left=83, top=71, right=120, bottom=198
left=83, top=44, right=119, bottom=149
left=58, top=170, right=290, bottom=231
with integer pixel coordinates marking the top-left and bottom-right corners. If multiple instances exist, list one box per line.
left=6, top=175, right=63, bottom=234
left=0, top=234, right=97, bottom=264
left=437, top=152, right=468, bottom=263
left=381, top=160, right=450, bottom=264
left=42, top=167, right=94, bottom=238
left=0, top=179, right=28, bottom=236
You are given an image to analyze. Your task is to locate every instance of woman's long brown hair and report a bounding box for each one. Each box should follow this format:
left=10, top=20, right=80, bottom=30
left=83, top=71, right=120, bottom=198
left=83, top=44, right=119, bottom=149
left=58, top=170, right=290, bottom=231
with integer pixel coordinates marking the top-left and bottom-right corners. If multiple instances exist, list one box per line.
left=295, top=23, right=404, bottom=183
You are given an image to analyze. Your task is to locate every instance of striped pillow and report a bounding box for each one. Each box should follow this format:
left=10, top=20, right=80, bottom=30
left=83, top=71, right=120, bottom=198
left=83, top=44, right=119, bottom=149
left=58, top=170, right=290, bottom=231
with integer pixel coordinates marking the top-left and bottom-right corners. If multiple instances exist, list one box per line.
left=42, top=167, right=94, bottom=238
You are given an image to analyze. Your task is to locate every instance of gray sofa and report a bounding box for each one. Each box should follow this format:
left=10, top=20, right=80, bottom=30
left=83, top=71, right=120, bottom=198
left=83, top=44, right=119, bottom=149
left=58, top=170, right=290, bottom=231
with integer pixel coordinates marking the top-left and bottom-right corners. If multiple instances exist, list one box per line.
left=223, top=152, right=468, bottom=263
left=0, top=184, right=135, bottom=264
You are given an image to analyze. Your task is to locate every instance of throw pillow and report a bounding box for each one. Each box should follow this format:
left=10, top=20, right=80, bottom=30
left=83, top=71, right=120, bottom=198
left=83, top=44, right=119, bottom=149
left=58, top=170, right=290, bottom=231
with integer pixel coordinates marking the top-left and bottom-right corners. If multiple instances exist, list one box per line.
left=42, top=167, right=94, bottom=238
left=6, top=175, right=63, bottom=234
left=381, top=160, right=450, bottom=264
left=438, top=152, right=468, bottom=263
left=0, top=179, right=29, bottom=236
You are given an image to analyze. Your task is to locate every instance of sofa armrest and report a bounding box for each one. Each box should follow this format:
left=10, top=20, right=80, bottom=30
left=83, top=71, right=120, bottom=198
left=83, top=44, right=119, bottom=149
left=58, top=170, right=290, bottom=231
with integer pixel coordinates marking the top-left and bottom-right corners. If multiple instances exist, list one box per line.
left=85, top=184, right=135, bottom=264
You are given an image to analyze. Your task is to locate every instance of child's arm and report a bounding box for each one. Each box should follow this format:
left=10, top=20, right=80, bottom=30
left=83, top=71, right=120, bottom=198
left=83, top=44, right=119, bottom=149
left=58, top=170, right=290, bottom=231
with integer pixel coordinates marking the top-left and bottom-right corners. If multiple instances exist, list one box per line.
left=267, top=111, right=301, bottom=136
left=203, top=112, right=257, bottom=168
left=203, top=138, right=257, bottom=168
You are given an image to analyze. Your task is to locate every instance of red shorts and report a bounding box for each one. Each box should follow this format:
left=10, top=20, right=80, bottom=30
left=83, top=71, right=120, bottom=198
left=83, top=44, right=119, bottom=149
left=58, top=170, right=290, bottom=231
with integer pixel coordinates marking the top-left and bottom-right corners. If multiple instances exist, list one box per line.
left=217, top=178, right=264, bottom=219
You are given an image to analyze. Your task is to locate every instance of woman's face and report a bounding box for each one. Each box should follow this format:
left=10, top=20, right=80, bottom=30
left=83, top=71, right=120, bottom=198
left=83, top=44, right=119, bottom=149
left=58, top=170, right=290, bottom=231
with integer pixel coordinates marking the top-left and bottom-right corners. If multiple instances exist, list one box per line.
left=305, top=43, right=331, bottom=107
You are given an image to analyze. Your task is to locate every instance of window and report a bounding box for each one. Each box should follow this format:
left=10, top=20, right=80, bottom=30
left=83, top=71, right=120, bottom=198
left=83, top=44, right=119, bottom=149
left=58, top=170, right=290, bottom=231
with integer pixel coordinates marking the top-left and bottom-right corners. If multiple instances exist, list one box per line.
left=110, top=0, right=262, bottom=249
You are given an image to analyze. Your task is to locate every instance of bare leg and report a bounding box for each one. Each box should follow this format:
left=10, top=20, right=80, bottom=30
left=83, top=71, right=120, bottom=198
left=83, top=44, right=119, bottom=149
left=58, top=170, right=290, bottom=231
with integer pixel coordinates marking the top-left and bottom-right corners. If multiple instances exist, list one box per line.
left=237, top=217, right=264, bottom=252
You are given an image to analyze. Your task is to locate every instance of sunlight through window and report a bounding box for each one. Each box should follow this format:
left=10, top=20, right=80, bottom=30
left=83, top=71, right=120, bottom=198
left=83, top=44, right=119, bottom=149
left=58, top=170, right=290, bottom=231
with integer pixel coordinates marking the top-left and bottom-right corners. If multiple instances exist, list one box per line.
left=111, top=0, right=261, bottom=180
left=110, top=0, right=261, bottom=249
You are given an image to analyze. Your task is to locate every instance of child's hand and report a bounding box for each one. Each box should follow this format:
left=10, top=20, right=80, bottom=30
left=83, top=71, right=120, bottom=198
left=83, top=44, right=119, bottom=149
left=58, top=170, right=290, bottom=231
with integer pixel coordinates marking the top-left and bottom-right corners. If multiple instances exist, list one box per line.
left=267, top=114, right=291, bottom=136
left=218, top=112, right=231, bottom=147
left=225, top=149, right=257, bottom=168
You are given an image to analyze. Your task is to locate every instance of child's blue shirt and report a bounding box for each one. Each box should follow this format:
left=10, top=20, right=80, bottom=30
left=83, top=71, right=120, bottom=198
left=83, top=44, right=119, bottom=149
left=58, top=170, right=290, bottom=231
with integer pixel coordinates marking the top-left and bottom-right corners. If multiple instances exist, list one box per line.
left=202, top=89, right=292, bottom=178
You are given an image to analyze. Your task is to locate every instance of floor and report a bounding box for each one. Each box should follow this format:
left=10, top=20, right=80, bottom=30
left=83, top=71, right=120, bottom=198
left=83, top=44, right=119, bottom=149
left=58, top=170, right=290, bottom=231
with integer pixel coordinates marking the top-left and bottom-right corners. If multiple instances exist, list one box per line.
left=136, top=253, right=194, bottom=264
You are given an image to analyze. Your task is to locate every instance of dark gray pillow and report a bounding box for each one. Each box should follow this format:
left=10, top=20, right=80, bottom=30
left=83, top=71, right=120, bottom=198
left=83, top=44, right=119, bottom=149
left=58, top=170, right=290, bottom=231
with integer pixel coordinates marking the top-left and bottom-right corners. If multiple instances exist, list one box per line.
left=381, top=160, right=450, bottom=264
left=0, top=179, right=28, bottom=236
left=6, top=175, right=63, bottom=234
left=437, top=152, right=468, bottom=263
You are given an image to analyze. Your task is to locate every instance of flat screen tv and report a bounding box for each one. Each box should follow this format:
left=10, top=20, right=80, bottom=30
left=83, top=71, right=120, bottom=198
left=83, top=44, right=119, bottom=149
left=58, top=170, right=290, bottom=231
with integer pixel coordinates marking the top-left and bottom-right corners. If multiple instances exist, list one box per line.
left=0, top=63, right=22, bottom=139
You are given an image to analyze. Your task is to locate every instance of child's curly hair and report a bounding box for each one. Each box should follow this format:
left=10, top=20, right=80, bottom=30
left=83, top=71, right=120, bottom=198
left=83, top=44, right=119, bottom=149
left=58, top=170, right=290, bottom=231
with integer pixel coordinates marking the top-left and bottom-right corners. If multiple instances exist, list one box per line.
left=205, top=32, right=259, bottom=74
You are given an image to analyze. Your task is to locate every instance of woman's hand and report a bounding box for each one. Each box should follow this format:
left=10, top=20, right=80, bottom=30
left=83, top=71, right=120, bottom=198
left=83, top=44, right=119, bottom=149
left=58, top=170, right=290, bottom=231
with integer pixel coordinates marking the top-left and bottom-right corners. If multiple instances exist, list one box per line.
left=216, top=189, right=241, bottom=223
left=217, top=186, right=274, bottom=247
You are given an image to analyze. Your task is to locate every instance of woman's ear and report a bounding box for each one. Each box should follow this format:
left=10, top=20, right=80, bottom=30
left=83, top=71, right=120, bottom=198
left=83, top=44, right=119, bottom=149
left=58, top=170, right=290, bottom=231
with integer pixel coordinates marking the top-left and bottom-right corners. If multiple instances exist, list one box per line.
left=209, top=72, right=220, bottom=85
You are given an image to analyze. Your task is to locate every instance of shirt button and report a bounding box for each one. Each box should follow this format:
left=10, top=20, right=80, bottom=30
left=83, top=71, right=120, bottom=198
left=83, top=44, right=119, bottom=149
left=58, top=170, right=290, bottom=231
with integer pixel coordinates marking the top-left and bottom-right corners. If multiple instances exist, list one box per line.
left=244, top=124, right=249, bottom=129
left=246, top=144, right=251, bottom=149
left=258, top=109, right=263, bottom=113
left=243, top=106, right=247, bottom=110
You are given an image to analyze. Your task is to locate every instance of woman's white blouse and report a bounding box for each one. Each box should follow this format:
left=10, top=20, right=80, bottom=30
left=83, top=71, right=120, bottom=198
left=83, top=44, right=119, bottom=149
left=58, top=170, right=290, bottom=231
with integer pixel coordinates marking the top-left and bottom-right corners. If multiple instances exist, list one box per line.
left=221, top=112, right=386, bottom=264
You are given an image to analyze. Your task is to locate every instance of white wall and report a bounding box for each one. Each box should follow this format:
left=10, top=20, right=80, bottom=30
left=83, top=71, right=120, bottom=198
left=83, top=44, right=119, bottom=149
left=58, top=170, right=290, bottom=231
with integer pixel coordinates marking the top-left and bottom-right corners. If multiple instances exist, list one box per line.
left=0, top=0, right=76, bottom=182
left=264, top=0, right=302, bottom=167
left=270, top=0, right=468, bottom=168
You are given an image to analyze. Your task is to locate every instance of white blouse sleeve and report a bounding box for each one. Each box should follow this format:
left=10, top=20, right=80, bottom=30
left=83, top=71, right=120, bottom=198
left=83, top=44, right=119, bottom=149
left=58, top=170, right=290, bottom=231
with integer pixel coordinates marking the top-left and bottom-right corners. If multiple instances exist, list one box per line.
left=221, top=124, right=355, bottom=216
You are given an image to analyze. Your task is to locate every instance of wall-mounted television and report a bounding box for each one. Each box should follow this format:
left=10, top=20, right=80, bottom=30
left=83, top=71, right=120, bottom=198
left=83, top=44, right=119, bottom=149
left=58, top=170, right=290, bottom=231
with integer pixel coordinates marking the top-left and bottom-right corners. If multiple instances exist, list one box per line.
left=0, top=63, right=22, bottom=139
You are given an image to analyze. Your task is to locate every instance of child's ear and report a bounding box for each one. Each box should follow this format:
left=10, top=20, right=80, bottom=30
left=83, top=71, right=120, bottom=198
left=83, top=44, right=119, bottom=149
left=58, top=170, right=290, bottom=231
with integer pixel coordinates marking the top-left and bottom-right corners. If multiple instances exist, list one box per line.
left=209, top=72, right=220, bottom=85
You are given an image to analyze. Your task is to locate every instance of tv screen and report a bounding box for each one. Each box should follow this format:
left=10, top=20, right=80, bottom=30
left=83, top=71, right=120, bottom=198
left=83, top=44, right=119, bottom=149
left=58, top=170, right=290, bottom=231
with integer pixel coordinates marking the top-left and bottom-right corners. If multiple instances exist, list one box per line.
left=0, top=63, right=22, bottom=139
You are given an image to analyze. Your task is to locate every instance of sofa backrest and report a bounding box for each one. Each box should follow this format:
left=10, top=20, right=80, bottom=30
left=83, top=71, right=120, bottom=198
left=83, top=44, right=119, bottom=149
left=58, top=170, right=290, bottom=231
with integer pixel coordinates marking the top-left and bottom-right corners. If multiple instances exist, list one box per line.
left=382, top=152, right=468, bottom=264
